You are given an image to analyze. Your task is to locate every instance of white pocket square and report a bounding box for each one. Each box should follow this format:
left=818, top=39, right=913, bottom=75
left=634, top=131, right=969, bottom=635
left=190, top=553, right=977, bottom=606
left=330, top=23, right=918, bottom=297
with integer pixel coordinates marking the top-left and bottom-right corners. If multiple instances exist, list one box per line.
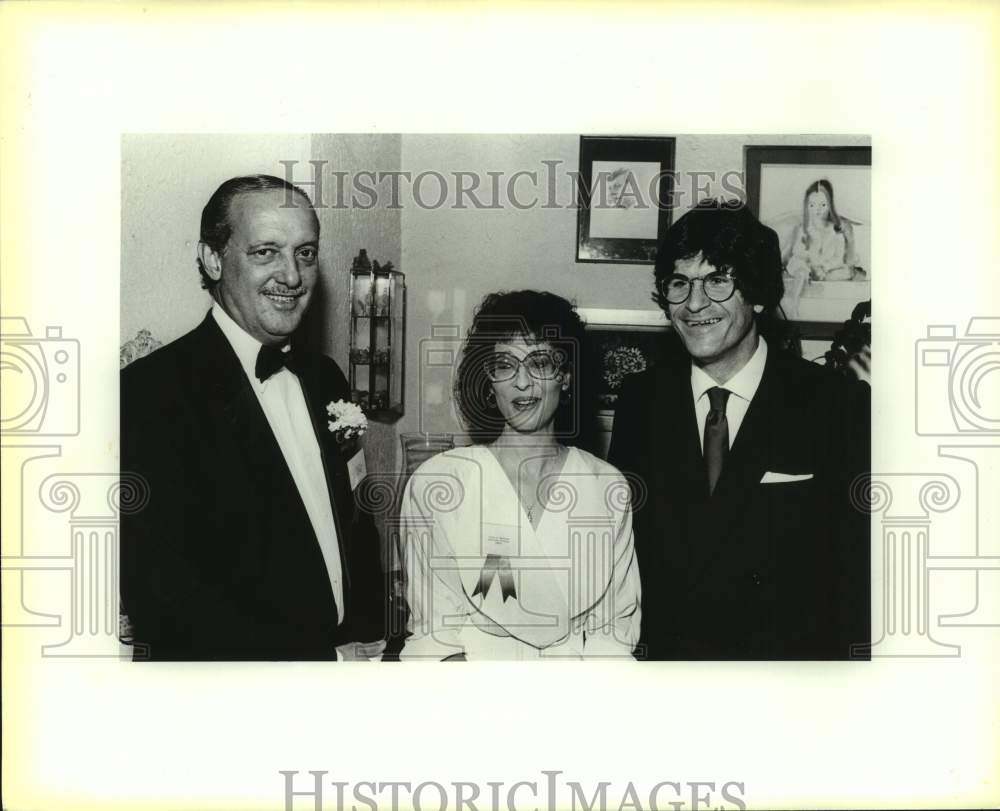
left=760, top=471, right=814, bottom=484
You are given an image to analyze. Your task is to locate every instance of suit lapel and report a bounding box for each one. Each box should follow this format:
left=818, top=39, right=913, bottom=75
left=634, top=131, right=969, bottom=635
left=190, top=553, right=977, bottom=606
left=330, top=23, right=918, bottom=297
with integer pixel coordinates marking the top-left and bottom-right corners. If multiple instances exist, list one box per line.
left=195, top=315, right=300, bottom=502
left=660, top=337, right=708, bottom=502
left=645, top=361, right=709, bottom=583
left=294, top=356, right=354, bottom=599
left=658, top=359, right=706, bottom=501
left=711, top=348, right=780, bottom=509
left=192, top=313, right=339, bottom=623
left=683, top=349, right=781, bottom=585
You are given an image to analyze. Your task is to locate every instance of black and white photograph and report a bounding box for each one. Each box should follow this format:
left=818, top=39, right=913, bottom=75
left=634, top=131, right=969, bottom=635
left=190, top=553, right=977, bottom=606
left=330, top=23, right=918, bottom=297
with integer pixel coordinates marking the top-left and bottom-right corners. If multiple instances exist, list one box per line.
left=116, top=132, right=872, bottom=665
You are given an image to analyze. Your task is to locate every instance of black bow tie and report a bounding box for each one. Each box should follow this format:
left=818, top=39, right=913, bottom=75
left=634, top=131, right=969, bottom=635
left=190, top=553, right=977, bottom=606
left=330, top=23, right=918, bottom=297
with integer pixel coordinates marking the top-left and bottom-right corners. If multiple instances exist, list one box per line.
left=255, top=344, right=303, bottom=382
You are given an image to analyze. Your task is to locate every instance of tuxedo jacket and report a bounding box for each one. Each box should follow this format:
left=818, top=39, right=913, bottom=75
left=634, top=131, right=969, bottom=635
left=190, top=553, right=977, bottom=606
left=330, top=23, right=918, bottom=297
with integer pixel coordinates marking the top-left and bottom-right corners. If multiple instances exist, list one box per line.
left=121, top=313, right=385, bottom=660
left=608, top=341, right=870, bottom=660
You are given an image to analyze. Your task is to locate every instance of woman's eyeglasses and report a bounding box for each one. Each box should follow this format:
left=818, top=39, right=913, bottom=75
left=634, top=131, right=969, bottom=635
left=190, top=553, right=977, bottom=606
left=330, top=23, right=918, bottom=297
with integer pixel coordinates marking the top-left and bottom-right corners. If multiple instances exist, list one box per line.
left=484, top=350, right=565, bottom=382
left=659, top=269, right=737, bottom=304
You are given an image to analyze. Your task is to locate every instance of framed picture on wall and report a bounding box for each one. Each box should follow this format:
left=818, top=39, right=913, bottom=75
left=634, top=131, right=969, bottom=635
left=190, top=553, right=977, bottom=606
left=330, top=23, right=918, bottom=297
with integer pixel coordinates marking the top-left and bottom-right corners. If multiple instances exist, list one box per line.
left=579, top=308, right=670, bottom=409
left=578, top=308, right=673, bottom=458
left=576, top=136, right=676, bottom=264
left=745, top=145, right=872, bottom=324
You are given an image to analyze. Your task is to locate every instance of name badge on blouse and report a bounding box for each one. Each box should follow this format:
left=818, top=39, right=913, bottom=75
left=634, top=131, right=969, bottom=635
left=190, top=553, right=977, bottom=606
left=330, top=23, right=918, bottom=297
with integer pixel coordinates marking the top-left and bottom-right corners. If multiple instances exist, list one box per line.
left=347, top=448, right=367, bottom=492
left=482, top=522, right=518, bottom=556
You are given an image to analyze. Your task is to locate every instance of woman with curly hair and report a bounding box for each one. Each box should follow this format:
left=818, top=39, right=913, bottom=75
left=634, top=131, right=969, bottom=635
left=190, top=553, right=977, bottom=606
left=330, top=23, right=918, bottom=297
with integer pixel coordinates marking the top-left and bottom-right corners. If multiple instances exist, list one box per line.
left=399, top=290, right=641, bottom=660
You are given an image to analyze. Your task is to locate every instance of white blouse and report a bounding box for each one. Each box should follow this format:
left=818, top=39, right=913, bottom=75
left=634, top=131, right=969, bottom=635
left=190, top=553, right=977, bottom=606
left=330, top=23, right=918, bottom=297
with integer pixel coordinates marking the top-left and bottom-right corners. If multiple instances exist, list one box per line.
left=399, top=445, right=641, bottom=661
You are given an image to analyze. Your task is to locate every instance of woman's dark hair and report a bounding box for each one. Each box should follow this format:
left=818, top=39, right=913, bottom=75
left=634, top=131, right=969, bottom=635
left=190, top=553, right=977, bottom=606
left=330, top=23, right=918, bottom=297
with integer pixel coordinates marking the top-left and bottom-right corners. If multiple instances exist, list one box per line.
left=455, top=290, right=597, bottom=450
left=652, top=198, right=789, bottom=345
left=197, top=174, right=316, bottom=294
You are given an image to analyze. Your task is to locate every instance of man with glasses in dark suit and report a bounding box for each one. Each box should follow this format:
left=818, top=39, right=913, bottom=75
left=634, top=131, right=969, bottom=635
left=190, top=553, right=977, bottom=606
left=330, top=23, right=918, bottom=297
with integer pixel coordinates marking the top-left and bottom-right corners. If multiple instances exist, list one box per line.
left=609, top=200, right=870, bottom=660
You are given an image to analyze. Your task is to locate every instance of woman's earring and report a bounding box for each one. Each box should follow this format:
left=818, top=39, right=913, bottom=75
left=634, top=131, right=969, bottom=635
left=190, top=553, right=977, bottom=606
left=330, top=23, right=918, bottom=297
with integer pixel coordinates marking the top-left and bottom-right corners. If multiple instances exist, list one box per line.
left=486, top=389, right=496, bottom=406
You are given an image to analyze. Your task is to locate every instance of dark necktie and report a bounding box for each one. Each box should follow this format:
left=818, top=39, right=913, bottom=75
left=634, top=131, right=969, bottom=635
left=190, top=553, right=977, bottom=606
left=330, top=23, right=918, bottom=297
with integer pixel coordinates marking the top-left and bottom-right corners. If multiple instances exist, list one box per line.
left=704, top=386, right=731, bottom=495
left=255, top=344, right=302, bottom=382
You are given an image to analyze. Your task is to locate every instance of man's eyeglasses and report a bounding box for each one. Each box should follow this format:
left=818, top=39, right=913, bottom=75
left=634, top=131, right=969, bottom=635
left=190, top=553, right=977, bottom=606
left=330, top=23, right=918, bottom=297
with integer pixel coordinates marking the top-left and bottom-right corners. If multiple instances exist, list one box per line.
left=484, top=350, right=565, bottom=382
left=659, top=269, right=737, bottom=305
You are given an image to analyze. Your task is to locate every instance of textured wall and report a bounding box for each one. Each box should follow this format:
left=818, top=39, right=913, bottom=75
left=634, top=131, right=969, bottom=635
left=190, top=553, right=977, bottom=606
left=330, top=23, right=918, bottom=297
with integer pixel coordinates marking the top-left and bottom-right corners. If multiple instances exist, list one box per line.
left=306, top=134, right=402, bottom=362
left=120, top=131, right=868, bottom=493
left=399, top=134, right=624, bottom=439
left=398, top=133, right=871, bottom=438
left=119, top=132, right=404, bottom=465
left=120, top=133, right=405, bottom=567
left=307, top=134, right=403, bottom=491
left=120, top=134, right=312, bottom=346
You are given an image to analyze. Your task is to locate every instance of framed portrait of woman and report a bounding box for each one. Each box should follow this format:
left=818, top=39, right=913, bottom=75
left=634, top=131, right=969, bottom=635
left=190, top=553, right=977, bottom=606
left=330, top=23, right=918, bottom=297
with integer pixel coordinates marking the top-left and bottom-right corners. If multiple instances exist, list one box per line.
left=745, top=145, right=872, bottom=332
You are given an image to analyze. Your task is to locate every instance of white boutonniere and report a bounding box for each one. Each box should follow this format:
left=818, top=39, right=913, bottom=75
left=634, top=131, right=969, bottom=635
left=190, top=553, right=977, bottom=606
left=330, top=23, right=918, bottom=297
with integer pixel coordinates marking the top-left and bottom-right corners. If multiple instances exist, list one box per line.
left=326, top=399, right=368, bottom=442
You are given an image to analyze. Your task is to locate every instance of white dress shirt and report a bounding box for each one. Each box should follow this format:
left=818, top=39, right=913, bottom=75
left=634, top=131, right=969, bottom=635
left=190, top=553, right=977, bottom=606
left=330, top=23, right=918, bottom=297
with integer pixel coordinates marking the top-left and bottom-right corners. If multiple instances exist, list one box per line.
left=691, top=336, right=768, bottom=451
left=212, top=304, right=344, bottom=622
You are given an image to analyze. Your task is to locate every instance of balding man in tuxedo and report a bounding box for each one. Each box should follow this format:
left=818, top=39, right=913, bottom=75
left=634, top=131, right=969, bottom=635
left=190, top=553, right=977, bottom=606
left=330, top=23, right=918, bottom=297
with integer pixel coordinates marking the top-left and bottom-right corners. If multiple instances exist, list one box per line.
left=122, top=174, right=385, bottom=660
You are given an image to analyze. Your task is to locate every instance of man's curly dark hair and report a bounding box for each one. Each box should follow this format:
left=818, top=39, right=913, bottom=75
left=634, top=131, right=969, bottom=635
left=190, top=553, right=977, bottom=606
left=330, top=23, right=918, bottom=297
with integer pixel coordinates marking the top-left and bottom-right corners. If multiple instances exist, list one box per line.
left=652, top=199, right=787, bottom=342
